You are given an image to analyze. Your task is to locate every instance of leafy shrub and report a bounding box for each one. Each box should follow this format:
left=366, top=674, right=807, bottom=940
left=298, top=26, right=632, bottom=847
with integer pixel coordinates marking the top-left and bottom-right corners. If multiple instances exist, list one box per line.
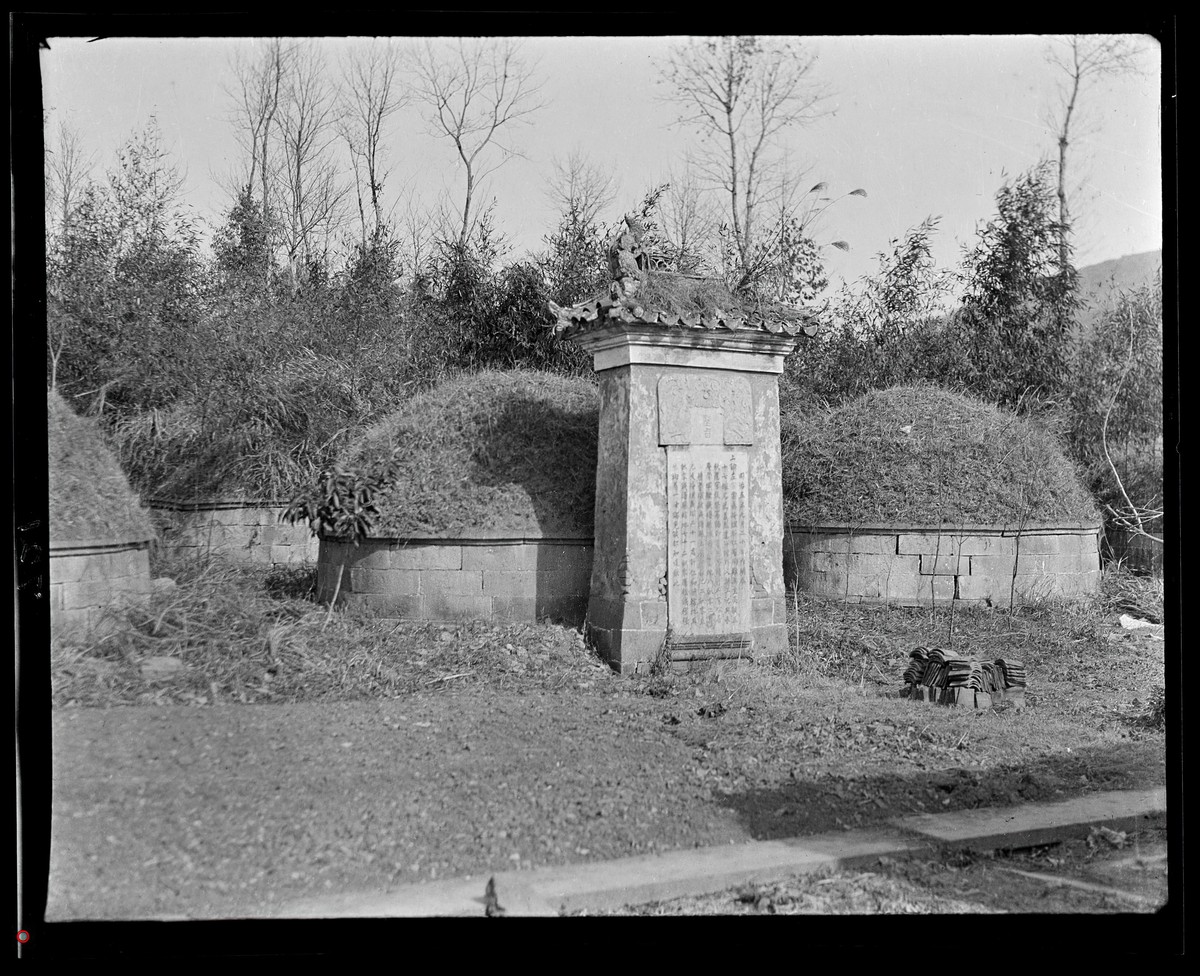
left=954, top=162, right=1080, bottom=410
left=283, top=463, right=396, bottom=542
left=540, top=200, right=610, bottom=306
left=47, top=122, right=209, bottom=416
left=408, top=207, right=591, bottom=379
left=785, top=167, right=1081, bottom=417
left=783, top=218, right=967, bottom=413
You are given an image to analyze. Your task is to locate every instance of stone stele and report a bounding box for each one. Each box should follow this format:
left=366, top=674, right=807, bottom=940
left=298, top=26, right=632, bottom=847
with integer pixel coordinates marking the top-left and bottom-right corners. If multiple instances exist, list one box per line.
left=552, top=291, right=816, bottom=673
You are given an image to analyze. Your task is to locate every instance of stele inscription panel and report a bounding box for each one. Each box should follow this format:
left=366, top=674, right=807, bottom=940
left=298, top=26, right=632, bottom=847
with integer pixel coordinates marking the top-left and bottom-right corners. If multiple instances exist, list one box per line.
left=658, top=374, right=753, bottom=446
left=666, top=446, right=751, bottom=637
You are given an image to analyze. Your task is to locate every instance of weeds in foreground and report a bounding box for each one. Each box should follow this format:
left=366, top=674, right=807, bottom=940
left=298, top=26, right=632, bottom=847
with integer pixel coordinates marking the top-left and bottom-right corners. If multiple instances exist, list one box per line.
left=51, top=553, right=610, bottom=707
left=1098, top=561, right=1163, bottom=624
left=51, top=549, right=1164, bottom=733
left=774, top=564, right=1165, bottom=720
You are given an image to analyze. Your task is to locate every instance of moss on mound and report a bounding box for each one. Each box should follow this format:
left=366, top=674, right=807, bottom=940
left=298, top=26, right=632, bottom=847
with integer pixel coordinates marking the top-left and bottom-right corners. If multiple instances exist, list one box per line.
left=781, top=385, right=1099, bottom=527
left=49, top=389, right=154, bottom=543
left=340, top=370, right=599, bottom=537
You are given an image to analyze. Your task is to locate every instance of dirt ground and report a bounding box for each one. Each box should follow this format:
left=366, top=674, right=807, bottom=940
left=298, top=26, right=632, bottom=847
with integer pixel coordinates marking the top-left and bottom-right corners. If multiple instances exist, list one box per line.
left=41, top=575, right=1168, bottom=922
left=46, top=662, right=1166, bottom=921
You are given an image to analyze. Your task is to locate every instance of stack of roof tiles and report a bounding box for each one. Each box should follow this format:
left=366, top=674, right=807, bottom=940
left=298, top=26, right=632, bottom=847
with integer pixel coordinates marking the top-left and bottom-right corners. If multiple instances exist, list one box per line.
left=904, top=646, right=1027, bottom=695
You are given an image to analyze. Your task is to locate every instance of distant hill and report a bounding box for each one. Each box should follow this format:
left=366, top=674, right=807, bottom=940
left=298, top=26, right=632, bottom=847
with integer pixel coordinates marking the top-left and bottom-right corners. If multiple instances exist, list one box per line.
left=1075, top=249, right=1163, bottom=329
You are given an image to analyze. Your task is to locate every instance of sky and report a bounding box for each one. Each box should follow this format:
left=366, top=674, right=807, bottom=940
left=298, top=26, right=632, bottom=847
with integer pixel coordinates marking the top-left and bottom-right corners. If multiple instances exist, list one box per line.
left=39, top=33, right=1164, bottom=293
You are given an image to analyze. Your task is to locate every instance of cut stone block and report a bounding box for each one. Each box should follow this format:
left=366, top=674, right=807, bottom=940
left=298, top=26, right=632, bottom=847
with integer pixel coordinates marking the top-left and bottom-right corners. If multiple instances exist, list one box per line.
left=344, top=592, right=421, bottom=618
left=751, top=598, right=775, bottom=628
left=885, top=575, right=957, bottom=606
left=390, top=544, right=462, bottom=571
left=482, top=570, right=537, bottom=597
left=788, top=532, right=899, bottom=555
left=919, top=553, right=968, bottom=576
left=491, top=595, right=538, bottom=623
left=350, top=567, right=419, bottom=595
left=462, top=545, right=540, bottom=572
left=420, top=592, right=494, bottom=622
left=1002, top=532, right=1098, bottom=555
left=807, top=551, right=920, bottom=576
left=420, top=570, right=483, bottom=595
left=897, top=533, right=967, bottom=557
left=347, top=546, right=393, bottom=571
left=533, top=545, right=595, bottom=574
left=640, top=600, right=667, bottom=628
left=972, top=553, right=1095, bottom=577
left=268, top=545, right=298, bottom=565
left=62, top=579, right=123, bottom=610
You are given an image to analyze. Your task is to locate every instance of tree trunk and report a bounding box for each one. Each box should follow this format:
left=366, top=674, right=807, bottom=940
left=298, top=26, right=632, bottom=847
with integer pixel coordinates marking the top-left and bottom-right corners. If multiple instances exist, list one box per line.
left=459, top=165, right=475, bottom=250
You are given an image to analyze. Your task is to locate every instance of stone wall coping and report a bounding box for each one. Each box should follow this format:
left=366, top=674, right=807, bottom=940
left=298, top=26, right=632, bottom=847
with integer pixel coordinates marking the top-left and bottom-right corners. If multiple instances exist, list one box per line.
left=322, top=533, right=594, bottom=546
left=786, top=521, right=1101, bottom=535
left=50, top=537, right=153, bottom=555
left=148, top=497, right=286, bottom=512
left=567, top=321, right=798, bottom=374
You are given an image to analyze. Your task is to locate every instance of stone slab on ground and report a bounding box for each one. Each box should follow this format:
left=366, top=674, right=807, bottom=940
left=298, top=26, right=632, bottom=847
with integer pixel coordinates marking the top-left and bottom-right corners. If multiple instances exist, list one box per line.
left=274, top=830, right=921, bottom=918
left=892, top=787, right=1166, bottom=850
left=271, top=788, right=1166, bottom=918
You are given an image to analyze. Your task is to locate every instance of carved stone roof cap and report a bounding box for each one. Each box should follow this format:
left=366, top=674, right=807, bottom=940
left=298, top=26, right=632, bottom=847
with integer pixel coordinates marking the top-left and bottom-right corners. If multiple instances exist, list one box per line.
left=548, top=272, right=821, bottom=339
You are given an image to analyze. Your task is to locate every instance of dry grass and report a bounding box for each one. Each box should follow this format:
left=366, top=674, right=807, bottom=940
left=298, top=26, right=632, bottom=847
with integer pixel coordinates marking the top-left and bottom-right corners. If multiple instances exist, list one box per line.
left=50, top=549, right=612, bottom=708
left=337, top=369, right=599, bottom=537
left=629, top=271, right=810, bottom=324
left=754, top=562, right=1167, bottom=745
left=632, top=272, right=743, bottom=317
left=48, top=388, right=154, bottom=542
left=781, top=385, right=1101, bottom=527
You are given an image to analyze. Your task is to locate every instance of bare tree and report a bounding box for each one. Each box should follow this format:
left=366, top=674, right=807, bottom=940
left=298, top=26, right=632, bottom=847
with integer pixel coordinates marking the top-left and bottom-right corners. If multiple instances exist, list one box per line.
left=45, top=119, right=97, bottom=240
left=224, top=38, right=293, bottom=282
left=660, top=35, right=832, bottom=275
left=275, top=42, right=351, bottom=287
left=395, top=187, right=438, bottom=289
left=413, top=37, right=545, bottom=249
left=657, top=161, right=719, bottom=274
left=337, top=39, right=408, bottom=246
left=1045, top=34, right=1145, bottom=270
left=545, top=149, right=618, bottom=228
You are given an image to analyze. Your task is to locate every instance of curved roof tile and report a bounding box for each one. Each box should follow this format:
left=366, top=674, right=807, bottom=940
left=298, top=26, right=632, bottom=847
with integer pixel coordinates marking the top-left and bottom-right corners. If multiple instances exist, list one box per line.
left=548, top=296, right=820, bottom=338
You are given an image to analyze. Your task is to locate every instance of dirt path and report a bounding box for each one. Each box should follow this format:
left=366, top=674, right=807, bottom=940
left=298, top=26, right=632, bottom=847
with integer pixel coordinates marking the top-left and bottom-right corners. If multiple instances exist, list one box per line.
left=47, top=675, right=1166, bottom=921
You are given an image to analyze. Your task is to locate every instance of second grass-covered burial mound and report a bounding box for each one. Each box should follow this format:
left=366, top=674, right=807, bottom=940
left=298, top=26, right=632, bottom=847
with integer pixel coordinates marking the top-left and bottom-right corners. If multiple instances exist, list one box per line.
left=49, top=389, right=156, bottom=632
left=308, top=370, right=600, bottom=624
left=779, top=385, right=1103, bottom=606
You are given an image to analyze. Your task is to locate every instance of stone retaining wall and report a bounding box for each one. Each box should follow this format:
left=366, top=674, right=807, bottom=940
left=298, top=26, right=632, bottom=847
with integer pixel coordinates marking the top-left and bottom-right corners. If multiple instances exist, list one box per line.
left=50, top=538, right=154, bottom=634
left=784, top=522, right=1102, bottom=606
left=318, top=535, right=594, bottom=625
left=150, top=499, right=319, bottom=566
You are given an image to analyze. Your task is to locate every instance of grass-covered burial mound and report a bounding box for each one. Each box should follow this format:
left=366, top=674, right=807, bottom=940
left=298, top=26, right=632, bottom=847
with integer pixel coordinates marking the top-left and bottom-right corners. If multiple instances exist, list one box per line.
left=781, top=385, right=1099, bottom=527
left=49, top=389, right=155, bottom=633
left=49, top=389, right=154, bottom=544
left=780, top=386, right=1102, bottom=606
left=335, top=369, right=600, bottom=538
left=306, top=370, right=600, bottom=625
